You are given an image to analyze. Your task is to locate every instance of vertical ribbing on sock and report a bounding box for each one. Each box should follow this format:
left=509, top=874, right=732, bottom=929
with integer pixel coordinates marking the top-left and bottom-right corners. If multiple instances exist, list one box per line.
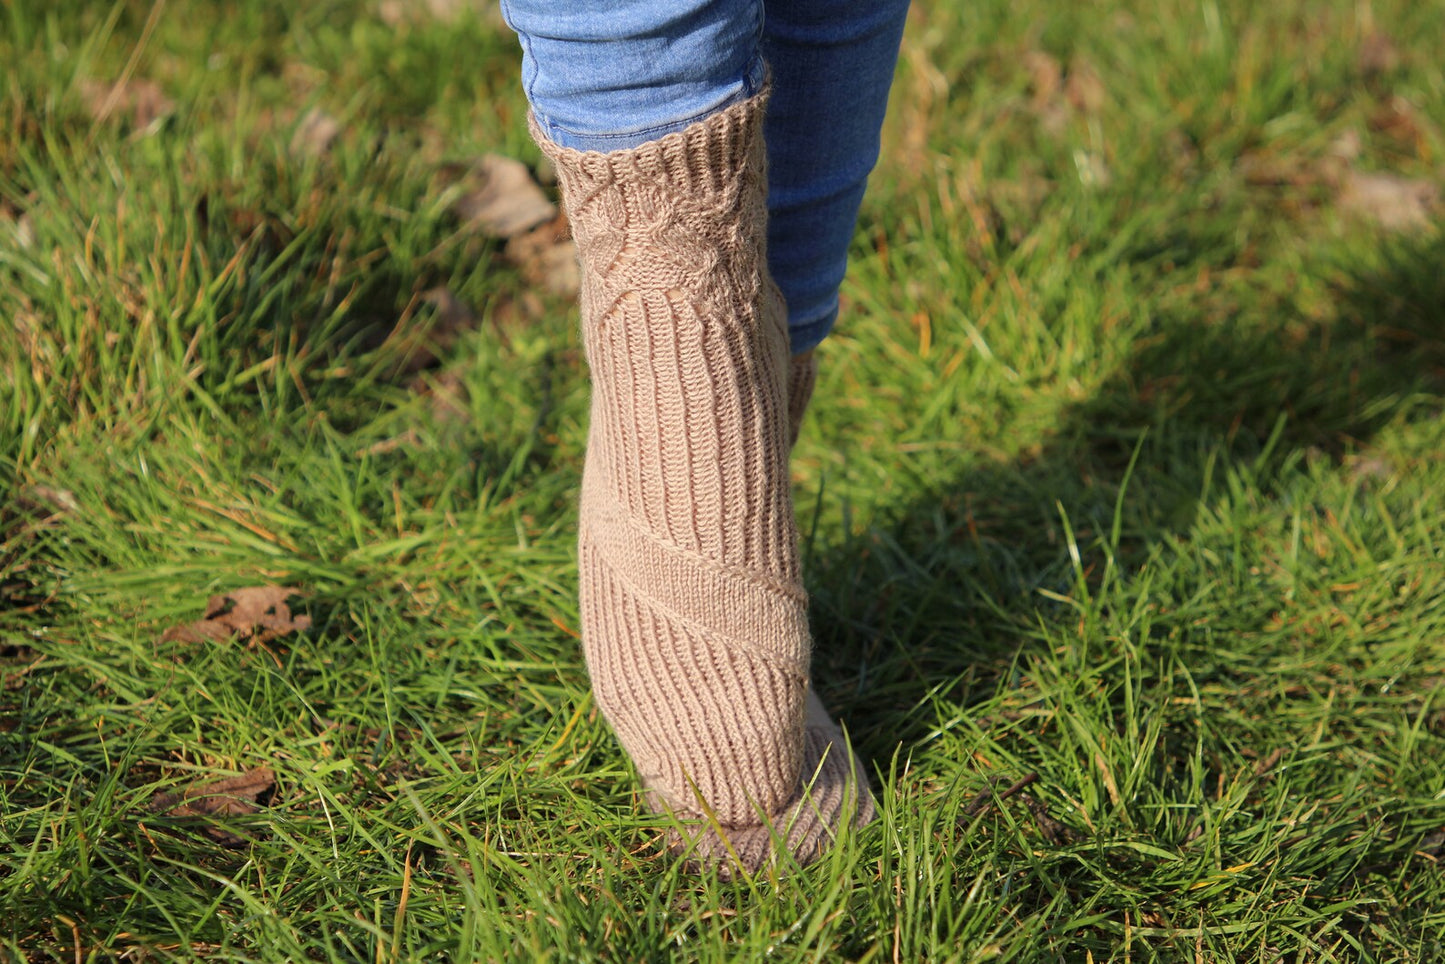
left=535, top=92, right=810, bottom=825
left=786, top=350, right=818, bottom=448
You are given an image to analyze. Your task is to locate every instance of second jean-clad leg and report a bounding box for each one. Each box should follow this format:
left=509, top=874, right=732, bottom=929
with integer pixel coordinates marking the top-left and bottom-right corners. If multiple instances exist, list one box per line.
left=762, top=0, right=911, bottom=352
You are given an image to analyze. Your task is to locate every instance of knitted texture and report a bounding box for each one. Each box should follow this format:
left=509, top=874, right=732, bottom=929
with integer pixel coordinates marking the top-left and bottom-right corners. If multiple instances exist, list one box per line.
left=677, top=689, right=876, bottom=874
left=786, top=349, right=817, bottom=447
left=533, top=89, right=872, bottom=872
left=536, top=92, right=805, bottom=826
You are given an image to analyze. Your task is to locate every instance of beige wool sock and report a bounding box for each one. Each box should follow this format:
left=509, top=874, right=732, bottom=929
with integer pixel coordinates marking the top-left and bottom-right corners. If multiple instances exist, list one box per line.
left=533, top=90, right=871, bottom=872
left=786, top=349, right=817, bottom=448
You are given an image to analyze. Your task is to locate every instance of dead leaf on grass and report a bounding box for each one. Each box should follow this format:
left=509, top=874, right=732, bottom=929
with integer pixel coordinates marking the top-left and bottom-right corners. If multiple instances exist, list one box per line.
left=503, top=212, right=580, bottom=298
left=421, top=285, right=480, bottom=337
left=1024, top=52, right=1106, bottom=135
left=15, top=485, right=80, bottom=518
left=0, top=197, right=34, bottom=250
left=449, top=154, right=557, bottom=238
left=290, top=107, right=343, bottom=158
left=1023, top=50, right=1062, bottom=105
left=1337, top=170, right=1440, bottom=232
left=80, top=78, right=174, bottom=131
left=149, top=767, right=275, bottom=846
left=375, top=286, right=480, bottom=377
left=1063, top=58, right=1106, bottom=115
left=420, top=368, right=470, bottom=425
left=159, top=586, right=311, bottom=645
left=379, top=0, right=502, bottom=25
left=1357, top=31, right=1400, bottom=80
left=1368, top=96, right=1432, bottom=157
left=1347, top=451, right=1396, bottom=484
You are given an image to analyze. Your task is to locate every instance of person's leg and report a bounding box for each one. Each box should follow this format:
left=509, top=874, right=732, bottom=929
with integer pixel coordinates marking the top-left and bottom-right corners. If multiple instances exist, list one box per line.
left=763, top=0, right=912, bottom=359
left=503, top=0, right=767, bottom=152
left=501, top=0, right=872, bottom=874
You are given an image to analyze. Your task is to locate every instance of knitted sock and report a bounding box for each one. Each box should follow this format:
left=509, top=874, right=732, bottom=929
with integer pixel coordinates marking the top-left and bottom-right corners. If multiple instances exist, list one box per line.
left=786, top=349, right=817, bottom=448
left=534, top=90, right=870, bottom=872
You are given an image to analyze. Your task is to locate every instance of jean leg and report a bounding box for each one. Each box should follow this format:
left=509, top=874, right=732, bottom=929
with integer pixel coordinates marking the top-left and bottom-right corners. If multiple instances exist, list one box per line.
left=762, top=0, right=911, bottom=353
left=500, top=0, right=767, bottom=152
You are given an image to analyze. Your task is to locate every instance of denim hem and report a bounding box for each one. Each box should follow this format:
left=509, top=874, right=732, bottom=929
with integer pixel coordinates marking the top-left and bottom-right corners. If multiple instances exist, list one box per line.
left=788, top=303, right=840, bottom=355
left=533, top=55, right=768, bottom=153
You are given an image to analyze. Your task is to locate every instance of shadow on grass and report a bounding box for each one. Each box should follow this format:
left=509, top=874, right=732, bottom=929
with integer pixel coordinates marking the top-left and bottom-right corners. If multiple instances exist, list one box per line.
left=809, top=229, right=1445, bottom=760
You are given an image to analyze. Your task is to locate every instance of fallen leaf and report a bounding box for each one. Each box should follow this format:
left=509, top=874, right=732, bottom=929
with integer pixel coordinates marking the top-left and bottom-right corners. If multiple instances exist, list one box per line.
left=80, top=78, right=174, bottom=131
left=449, top=154, right=557, bottom=238
left=1337, top=170, right=1439, bottom=232
left=149, top=767, right=275, bottom=846
left=16, top=484, right=80, bottom=517
left=357, top=428, right=424, bottom=457
left=379, top=0, right=501, bottom=24
left=7, top=210, right=33, bottom=249
left=1023, top=51, right=1105, bottom=135
left=375, top=287, right=480, bottom=377
left=1327, top=129, right=1364, bottom=164
left=503, top=212, right=580, bottom=298
left=290, top=107, right=342, bottom=158
left=1347, top=452, right=1395, bottom=484
left=1023, top=50, right=1062, bottom=106
left=421, top=285, right=479, bottom=335
left=1357, top=31, right=1399, bottom=80
left=1368, top=96, right=1430, bottom=157
left=1064, top=58, right=1106, bottom=115
left=160, top=586, right=311, bottom=645
left=420, top=368, right=470, bottom=426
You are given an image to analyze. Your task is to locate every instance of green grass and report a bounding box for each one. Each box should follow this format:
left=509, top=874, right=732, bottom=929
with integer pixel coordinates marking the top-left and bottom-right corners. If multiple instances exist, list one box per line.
left=3, top=0, right=1444, bottom=960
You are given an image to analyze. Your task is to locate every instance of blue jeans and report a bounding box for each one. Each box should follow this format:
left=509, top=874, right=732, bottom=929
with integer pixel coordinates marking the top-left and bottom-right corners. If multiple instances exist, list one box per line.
left=499, top=0, right=911, bottom=354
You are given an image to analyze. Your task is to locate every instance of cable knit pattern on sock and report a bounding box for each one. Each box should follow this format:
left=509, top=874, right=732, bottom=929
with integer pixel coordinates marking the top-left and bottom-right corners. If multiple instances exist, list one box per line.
left=534, top=93, right=807, bottom=826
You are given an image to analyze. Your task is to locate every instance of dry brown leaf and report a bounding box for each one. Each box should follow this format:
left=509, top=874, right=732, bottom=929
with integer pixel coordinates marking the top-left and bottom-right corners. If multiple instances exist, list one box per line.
left=422, top=368, right=470, bottom=425
left=1023, top=51, right=1062, bottom=106
left=420, top=286, right=479, bottom=335
left=1357, top=31, right=1400, bottom=79
left=80, top=78, right=174, bottom=131
left=1023, top=51, right=1104, bottom=135
left=8, top=210, right=34, bottom=249
left=1064, top=58, right=1106, bottom=115
left=159, top=586, right=311, bottom=645
left=1368, top=97, right=1431, bottom=156
left=16, top=484, right=80, bottom=517
left=503, top=212, right=580, bottom=298
left=379, top=0, right=501, bottom=25
left=291, top=107, right=342, bottom=158
left=375, top=287, right=480, bottom=377
left=450, top=154, right=557, bottom=238
left=1337, top=170, right=1440, bottom=232
left=149, top=767, right=275, bottom=846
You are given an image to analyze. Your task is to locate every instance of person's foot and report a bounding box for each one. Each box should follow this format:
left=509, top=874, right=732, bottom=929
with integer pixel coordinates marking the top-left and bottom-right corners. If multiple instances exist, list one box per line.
left=663, top=688, right=875, bottom=876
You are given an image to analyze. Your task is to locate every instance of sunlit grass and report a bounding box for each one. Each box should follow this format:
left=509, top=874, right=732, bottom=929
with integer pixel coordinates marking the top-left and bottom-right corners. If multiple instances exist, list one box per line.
left=3, top=0, right=1443, bottom=960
